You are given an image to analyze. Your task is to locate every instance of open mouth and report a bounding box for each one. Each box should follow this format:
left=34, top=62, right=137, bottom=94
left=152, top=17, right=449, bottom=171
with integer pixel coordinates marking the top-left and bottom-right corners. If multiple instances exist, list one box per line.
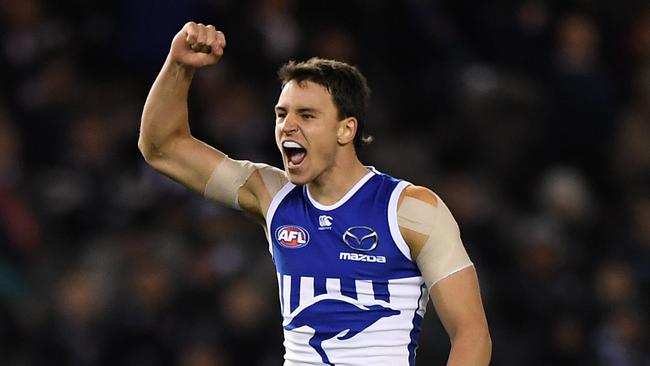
left=282, top=140, right=307, bottom=167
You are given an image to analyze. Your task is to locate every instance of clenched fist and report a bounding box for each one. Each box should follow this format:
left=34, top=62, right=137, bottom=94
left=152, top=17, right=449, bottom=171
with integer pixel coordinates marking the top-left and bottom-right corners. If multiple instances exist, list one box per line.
left=169, top=22, right=226, bottom=68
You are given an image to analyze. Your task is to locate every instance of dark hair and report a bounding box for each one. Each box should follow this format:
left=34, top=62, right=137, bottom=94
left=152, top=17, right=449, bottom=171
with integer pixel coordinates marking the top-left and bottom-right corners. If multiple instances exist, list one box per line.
left=278, top=57, right=373, bottom=148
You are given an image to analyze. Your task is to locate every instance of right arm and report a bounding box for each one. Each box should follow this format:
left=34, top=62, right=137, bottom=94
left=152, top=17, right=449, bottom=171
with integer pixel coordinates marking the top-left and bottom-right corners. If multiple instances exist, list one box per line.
left=139, top=22, right=283, bottom=222
left=398, top=186, right=491, bottom=365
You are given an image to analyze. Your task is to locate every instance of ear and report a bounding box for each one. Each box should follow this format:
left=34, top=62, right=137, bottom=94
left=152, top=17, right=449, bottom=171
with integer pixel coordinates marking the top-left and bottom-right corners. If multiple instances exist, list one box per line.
left=337, top=117, right=357, bottom=145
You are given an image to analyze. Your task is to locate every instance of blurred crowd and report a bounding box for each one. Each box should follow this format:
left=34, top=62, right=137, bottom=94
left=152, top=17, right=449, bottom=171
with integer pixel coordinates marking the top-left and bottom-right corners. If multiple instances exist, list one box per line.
left=1, top=0, right=649, bottom=365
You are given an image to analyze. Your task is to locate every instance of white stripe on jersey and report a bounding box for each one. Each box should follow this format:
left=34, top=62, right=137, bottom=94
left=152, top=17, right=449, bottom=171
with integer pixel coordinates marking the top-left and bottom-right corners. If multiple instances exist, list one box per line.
left=355, top=280, right=374, bottom=304
left=283, top=274, right=292, bottom=317
left=265, top=181, right=297, bottom=256
left=388, top=180, right=413, bottom=261
left=277, top=272, right=283, bottom=315
left=300, top=276, right=315, bottom=304
left=325, top=278, right=341, bottom=296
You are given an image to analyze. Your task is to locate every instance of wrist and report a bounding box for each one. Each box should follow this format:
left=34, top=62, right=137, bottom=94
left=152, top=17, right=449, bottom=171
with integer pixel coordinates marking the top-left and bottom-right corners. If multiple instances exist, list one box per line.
left=165, top=57, right=196, bottom=80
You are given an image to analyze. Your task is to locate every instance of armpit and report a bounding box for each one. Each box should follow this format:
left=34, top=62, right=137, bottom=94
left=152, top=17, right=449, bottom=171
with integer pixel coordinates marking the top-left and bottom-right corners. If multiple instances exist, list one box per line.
left=256, top=163, right=289, bottom=199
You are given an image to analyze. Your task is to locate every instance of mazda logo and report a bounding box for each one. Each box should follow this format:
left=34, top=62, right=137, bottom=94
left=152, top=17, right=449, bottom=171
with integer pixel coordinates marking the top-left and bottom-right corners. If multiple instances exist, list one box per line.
left=342, top=226, right=378, bottom=251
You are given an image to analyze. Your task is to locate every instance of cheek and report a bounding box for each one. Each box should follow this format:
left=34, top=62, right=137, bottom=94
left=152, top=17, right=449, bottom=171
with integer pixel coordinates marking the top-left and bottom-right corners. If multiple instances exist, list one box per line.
left=274, top=126, right=282, bottom=150
left=313, top=134, right=338, bottom=159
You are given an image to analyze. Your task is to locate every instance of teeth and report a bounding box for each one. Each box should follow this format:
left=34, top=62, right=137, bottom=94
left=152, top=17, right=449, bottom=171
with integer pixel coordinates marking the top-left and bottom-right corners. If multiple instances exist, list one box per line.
left=283, top=141, right=304, bottom=149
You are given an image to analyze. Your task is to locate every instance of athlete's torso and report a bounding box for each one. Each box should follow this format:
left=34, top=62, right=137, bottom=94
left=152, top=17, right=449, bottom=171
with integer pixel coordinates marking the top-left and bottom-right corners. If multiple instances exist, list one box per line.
left=266, top=169, right=428, bottom=366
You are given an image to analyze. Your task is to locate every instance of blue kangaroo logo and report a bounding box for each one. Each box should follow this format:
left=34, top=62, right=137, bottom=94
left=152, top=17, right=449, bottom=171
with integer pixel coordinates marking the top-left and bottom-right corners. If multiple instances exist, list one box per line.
left=284, top=298, right=399, bottom=365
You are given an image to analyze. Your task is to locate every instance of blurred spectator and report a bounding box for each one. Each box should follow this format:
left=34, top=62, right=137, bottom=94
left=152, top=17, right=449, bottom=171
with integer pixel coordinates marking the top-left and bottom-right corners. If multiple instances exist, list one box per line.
left=547, top=13, right=617, bottom=185
left=594, top=306, right=649, bottom=366
left=625, top=194, right=650, bottom=294
left=179, top=341, right=230, bottom=366
left=0, top=108, right=41, bottom=261
left=538, top=166, right=595, bottom=227
left=33, top=269, right=107, bottom=365
left=614, top=66, right=650, bottom=187
left=0, top=0, right=71, bottom=74
left=103, top=258, right=178, bottom=366
left=546, top=313, right=593, bottom=365
left=219, top=276, right=283, bottom=366
left=200, top=81, right=270, bottom=160
left=307, top=27, right=357, bottom=64
left=250, top=0, right=300, bottom=63
left=628, top=4, right=650, bottom=67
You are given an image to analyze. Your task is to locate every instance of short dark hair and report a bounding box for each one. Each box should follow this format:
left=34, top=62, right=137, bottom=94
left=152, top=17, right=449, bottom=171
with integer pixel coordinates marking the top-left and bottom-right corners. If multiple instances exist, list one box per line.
left=278, top=58, right=373, bottom=148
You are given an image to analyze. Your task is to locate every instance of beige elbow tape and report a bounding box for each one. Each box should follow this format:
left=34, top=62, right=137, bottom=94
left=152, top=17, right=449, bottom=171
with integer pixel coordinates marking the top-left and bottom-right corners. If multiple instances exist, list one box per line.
left=398, top=195, right=473, bottom=290
left=204, top=157, right=287, bottom=209
left=204, top=157, right=259, bottom=209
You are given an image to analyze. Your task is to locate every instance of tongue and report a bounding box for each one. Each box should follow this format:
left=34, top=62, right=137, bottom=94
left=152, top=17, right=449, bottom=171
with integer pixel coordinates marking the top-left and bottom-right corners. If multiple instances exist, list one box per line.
left=289, top=151, right=306, bottom=165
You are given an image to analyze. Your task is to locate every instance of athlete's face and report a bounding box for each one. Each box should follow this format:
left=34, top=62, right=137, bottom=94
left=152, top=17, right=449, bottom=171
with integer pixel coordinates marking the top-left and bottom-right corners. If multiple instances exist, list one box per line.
left=275, top=80, right=342, bottom=185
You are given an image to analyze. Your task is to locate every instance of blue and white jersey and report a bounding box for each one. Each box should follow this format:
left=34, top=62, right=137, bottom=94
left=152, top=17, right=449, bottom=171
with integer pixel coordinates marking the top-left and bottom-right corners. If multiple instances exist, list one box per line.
left=266, top=169, right=429, bottom=366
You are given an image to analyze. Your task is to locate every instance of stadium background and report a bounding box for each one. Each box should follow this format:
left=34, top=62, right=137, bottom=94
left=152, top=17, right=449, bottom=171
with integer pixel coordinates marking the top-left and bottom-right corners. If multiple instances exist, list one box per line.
left=1, top=0, right=649, bottom=364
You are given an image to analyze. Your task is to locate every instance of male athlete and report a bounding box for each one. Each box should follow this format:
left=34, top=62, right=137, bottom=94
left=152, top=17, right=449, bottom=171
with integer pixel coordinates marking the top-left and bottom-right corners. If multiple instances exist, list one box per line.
left=139, top=22, right=491, bottom=365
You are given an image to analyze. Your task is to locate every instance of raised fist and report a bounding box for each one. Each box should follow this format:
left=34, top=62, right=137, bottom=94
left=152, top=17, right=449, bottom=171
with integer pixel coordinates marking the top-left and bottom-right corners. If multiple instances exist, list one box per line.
left=169, top=22, right=226, bottom=68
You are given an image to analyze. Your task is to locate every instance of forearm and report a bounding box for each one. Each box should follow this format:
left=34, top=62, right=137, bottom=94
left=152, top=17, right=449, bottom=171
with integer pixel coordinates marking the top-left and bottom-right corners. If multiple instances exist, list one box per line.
left=139, top=58, right=195, bottom=161
left=447, top=328, right=492, bottom=366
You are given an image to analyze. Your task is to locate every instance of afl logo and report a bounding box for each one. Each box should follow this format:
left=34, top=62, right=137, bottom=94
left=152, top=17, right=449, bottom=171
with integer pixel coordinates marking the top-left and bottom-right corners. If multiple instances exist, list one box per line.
left=342, top=226, right=379, bottom=251
left=276, top=225, right=310, bottom=248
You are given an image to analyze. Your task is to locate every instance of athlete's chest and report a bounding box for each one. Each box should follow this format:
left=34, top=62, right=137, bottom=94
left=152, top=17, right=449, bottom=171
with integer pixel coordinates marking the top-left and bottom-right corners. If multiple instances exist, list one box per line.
left=269, top=176, right=409, bottom=279
left=276, top=209, right=390, bottom=271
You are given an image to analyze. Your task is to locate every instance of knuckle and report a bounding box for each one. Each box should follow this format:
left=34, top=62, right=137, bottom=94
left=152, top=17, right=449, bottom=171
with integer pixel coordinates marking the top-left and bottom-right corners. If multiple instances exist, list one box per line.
left=217, top=32, right=226, bottom=46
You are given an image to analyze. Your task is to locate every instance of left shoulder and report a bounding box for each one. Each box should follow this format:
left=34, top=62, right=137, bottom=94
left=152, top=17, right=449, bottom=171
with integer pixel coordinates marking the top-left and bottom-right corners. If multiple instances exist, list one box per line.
left=395, top=184, right=442, bottom=259
left=398, top=184, right=439, bottom=209
left=396, top=184, right=471, bottom=283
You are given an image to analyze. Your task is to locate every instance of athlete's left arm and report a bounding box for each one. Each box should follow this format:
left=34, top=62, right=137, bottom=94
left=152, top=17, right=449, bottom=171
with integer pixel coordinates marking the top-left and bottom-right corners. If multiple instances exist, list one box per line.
left=398, top=185, right=491, bottom=365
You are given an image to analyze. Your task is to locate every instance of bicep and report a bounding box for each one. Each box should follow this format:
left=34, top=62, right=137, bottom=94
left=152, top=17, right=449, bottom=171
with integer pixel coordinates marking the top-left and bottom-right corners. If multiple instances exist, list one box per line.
left=429, top=266, right=488, bottom=338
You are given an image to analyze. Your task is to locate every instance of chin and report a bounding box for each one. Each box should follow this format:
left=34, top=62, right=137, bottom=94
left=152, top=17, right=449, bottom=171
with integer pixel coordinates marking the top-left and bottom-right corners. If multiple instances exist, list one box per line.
left=285, top=166, right=311, bottom=186
left=286, top=173, right=310, bottom=186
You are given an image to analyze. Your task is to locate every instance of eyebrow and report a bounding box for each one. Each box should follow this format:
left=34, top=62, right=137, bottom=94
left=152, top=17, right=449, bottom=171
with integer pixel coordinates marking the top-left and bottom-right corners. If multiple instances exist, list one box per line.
left=274, top=106, right=322, bottom=115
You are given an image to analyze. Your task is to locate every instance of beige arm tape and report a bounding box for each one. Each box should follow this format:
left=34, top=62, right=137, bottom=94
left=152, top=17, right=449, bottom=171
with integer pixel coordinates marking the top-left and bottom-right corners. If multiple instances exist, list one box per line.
left=398, top=194, right=473, bottom=290
left=203, top=156, right=287, bottom=209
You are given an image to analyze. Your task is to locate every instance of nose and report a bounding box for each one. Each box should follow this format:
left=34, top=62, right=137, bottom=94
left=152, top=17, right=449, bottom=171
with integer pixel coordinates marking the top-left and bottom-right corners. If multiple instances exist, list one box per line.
left=282, top=113, right=298, bottom=134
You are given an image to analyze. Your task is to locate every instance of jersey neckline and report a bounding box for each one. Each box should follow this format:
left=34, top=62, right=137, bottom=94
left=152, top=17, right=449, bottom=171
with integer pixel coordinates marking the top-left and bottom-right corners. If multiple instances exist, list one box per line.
left=304, top=168, right=376, bottom=211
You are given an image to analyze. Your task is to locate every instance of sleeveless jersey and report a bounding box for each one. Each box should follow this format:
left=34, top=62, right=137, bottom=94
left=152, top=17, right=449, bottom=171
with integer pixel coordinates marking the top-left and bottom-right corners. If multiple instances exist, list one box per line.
left=265, top=169, right=429, bottom=366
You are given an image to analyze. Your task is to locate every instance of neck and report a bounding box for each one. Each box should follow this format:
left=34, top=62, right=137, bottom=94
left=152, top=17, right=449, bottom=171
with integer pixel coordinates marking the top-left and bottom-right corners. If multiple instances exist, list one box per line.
left=307, top=158, right=369, bottom=206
